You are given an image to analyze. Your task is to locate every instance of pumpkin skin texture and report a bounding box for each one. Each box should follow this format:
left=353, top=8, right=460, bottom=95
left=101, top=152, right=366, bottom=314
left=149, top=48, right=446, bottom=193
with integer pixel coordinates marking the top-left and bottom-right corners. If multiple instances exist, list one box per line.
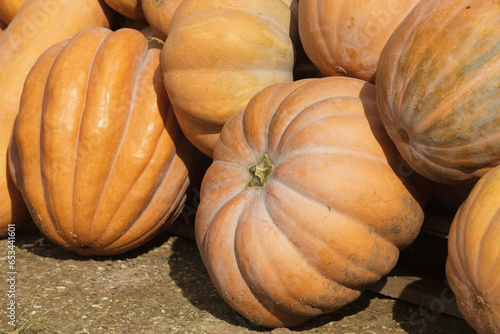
left=8, top=27, right=196, bottom=256
left=103, top=0, right=144, bottom=19
left=0, top=0, right=25, bottom=24
left=0, top=0, right=114, bottom=236
left=376, top=0, right=500, bottom=185
left=195, top=76, right=428, bottom=328
left=298, top=0, right=419, bottom=83
left=446, top=165, right=500, bottom=334
left=140, top=0, right=183, bottom=40
left=161, top=0, right=297, bottom=157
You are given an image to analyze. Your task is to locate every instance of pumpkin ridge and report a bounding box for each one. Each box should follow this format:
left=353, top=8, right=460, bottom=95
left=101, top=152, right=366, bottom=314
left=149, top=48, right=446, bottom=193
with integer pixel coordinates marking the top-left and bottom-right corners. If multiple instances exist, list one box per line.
left=409, top=65, right=499, bottom=135
left=86, top=34, right=150, bottom=242
left=265, top=177, right=393, bottom=288
left=392, top=2, right=467, bottom=125
left=71, top=32, right=113, bottom=240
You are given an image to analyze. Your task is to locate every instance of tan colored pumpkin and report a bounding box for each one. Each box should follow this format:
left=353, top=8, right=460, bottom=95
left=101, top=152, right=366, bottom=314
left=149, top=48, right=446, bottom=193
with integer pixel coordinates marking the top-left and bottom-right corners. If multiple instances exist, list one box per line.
left=195, top=76, right=428, bottom=327
left=103, top=0, right=144, bottom=19
left=0, top=0, right=25, bottom=24
left=0, top=0, right=114, bottom=236
left=161, top=0, right=297, bottom=157
left=8, top=27, right=197, bottom=256
left=140, top=0, right=183, bottom=40
left=376, top=0, right=500, bottom=184
left=298, top=0, right=420, bottom=82
left=446, top=165, right=500, bottom=334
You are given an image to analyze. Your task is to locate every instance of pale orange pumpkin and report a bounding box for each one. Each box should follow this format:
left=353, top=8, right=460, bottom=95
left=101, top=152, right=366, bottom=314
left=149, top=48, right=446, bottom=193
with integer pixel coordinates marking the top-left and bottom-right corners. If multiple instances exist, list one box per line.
left=140, top=0, right=183, bottom=40
left=0, top=0, right=114, bottom=236
left=446, top=165, right=500, bottom=334
left=195, top=76, right=428, bottom=327
left=376, top=0, right=500, bottom=184
left=161, top=0, right=297, bottom=157
left=8, top=27, right=197, bottom=256
left=298, top=0, right=420, bottom=82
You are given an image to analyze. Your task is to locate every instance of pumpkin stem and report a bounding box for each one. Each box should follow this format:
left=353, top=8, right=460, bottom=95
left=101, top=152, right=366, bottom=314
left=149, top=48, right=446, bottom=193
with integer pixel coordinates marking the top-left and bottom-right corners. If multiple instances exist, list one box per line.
left=152, top=0, right=163, bottom=7
left=247, top=153, right=274, bottom=188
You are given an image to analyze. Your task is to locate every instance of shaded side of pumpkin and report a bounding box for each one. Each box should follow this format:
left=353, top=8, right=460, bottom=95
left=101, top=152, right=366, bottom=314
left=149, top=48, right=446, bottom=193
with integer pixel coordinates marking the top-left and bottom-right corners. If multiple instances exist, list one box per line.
left=446, top=165, right=500, bottom=334
left=9, top=28, right=197, bottom=256
left=0, top=0, right=25, bottom=24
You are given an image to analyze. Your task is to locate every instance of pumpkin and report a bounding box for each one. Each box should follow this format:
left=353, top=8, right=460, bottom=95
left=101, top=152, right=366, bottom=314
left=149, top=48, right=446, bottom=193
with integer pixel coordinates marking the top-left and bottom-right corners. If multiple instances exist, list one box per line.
left=103, top=0, right=145, bottom=19
left=0, top=19, right=5, bottom=36
left=0, top=0, right=114, bottom=236
left=8, top=27, right=197, bottom=256
left=195, top=76, right=428, bottom=328
left=446, top=165, right=500, bottom=334
left=0, top=0, right=25, bottom=24
left=298, top=0, right=420, bottom=83
left=376, top=0, right=500, bottom=185
left=140, top=0, right=183, bottom=40
left=161, top=0, right=297, bottom=157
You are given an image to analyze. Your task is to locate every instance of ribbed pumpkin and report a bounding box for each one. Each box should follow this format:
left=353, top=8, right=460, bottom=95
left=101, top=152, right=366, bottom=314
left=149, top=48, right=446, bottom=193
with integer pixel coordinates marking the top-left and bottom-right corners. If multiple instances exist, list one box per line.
left=161, top=0, right=297, bottom=157
left=140, top=0, right=183, bottom=40
left=0, top=0, right=114, bottom=236
left=298, top=0, right=420, bottom=82
left=0, top=0, right=25, bottom=24
left=195, top=76, right=428, bottom=328
left=8, top=27, right=197, bottom=256
left=103, top=0, right=144, bottom=19
left=446, top=165, right=500, bottom=334
left=376, top=0, right=500, bottom=185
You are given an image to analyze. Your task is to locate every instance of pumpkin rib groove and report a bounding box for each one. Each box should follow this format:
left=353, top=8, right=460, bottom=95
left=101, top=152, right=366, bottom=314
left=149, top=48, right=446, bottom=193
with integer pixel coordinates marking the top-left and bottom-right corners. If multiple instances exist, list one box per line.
left=392, top=3, right=467, bottom=124
left=264, top=177, right=389, bottom=288
left=71, top=33, right=110, bottom=239
left=88, top=44, right=150, bottom=244
left=409, top=65, right=498, bottom=135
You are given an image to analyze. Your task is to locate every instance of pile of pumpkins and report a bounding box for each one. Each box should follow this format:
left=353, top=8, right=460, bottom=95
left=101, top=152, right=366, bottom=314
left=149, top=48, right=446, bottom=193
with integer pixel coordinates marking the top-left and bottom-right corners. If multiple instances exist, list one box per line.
left=0, top=0, right=498, bottom=332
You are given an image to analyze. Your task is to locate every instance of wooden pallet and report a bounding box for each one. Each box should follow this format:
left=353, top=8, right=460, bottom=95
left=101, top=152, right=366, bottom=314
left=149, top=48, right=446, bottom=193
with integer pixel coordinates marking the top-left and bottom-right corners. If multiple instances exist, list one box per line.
left=366, top=211, right=463, bottom=319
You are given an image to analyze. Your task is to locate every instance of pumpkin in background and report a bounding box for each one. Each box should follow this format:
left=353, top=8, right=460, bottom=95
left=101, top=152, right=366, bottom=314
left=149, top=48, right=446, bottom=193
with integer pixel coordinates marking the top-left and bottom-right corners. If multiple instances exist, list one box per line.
left=0, top=0, right=114, bottom=236
left=8, top=27, right=197, bottom=256
left=161, top=0, right=297, bottom=157
left=140, top=0, right=183, bottom=40
left=376, top=0, right=500, bottom=185
left=103, top=0, right=144, bottom=19
left=195, top=76, right=429, bottom=328
left=446, top=165, right=500, bottom=334
left=298, top=0, right=420, bottom=82
left=0, top=0, right=25, bottom=24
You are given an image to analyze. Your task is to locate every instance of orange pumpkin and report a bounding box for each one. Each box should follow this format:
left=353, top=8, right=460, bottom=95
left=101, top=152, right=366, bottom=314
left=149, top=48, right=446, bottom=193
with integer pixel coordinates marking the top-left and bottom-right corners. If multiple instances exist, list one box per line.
left=298, top=0, right=420, bottom=82
left=376, top=0, right=500, bottom=184
left=140, top=0, right=183, bottom=40
left=446, top=165, right=500, bottom=334
left=0, top=0, right=114, bottom=236
left=8, top=27, right=197, bottom=256
left=161, top=0, right=297, bottom=157
left=0, top=0, right=25, bottom=24
left=195, top=76, right=428, bottom=327
left=103, top=0, right=145, bottom=19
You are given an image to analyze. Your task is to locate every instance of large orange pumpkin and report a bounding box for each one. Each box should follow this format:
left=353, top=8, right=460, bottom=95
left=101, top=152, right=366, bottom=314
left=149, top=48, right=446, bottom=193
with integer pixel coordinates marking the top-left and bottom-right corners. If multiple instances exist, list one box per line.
left=446, top=165, right=500, bottom=334
left=195, top=76, right=428, bottom=327
left=298, top=0, right=420, bottom=82
left=0, top=0, right=25, bottom=24
left=161, top=0, right=297, bottom=157
left=376, top=0, right=500, bottom=185
left=0, top=0, right=114, bottom=236
left=8, top=27, right=197, bottom=256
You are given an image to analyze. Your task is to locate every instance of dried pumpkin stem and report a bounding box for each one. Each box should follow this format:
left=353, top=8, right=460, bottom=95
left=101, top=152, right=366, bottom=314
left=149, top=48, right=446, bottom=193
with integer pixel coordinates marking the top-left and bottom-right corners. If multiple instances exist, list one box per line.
left=247, top=153, right=274, bottom=188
